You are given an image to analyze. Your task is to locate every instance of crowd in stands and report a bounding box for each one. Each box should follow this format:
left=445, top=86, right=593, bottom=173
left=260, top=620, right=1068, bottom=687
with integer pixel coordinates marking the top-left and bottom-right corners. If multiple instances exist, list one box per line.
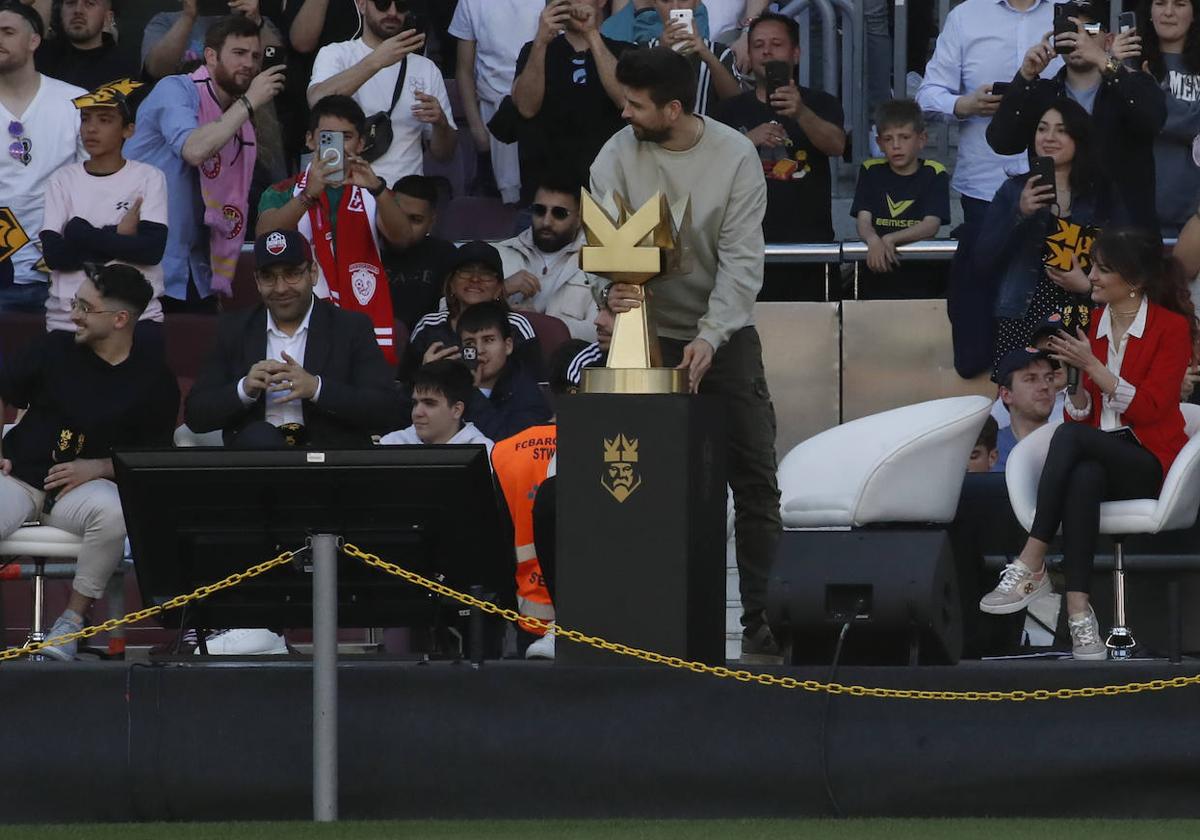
left=5, top=0, right=1200, bottom=663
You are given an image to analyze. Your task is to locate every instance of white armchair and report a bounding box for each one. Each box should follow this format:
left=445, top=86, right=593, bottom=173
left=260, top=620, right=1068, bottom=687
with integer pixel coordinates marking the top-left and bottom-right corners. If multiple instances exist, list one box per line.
left=779, top=396, right=994, bottom=528
left=1006, top=404, right=1200, bottom=657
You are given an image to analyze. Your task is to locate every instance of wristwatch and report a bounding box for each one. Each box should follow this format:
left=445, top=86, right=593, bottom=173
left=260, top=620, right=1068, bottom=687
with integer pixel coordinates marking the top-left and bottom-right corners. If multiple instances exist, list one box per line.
left=368, top=176, right=387, bottom=198
left=1101, top=55, right=1122, bottom=78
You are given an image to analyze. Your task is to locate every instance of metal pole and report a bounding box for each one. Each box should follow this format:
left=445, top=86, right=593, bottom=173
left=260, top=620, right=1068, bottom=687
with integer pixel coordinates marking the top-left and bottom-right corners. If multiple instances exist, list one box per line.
left=851, top=0, right=868, bottom=162
left=813, top=0, right=839, bottom=97
left=311, top=533, right=339, bottom=822
left=893, top=0, right=909, bottom=99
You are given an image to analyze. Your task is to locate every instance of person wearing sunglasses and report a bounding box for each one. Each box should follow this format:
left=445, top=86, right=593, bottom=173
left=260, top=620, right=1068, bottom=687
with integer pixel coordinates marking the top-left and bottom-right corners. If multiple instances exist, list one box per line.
left=0, top=1, right=87, bottom=314
left=0, top=264, right=179, bottom=661
left=307, top=0, right=456, bottom=187
left=493, top=172, right=600, bottom=341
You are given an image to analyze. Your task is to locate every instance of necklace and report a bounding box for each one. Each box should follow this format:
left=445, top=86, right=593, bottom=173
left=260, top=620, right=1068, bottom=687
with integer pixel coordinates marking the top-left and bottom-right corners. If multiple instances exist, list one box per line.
left=1111, top=303, right=1141, bottom=318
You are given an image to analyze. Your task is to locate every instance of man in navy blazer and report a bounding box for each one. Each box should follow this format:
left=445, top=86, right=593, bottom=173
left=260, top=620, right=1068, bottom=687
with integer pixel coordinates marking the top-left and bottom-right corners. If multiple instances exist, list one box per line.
left=185, top=229, right=408, bottom=448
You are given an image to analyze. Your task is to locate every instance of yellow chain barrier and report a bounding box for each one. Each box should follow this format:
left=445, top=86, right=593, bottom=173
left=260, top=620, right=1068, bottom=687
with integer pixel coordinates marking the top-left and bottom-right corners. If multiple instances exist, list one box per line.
left=343, top=543, right=1200, bottom=702
left=0, top=548, right=301, bottom=663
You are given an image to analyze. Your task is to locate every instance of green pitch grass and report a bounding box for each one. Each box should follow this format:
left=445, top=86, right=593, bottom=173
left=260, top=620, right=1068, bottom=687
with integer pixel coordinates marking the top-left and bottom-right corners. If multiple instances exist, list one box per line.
left=2, top=820, right=1199, bottom=840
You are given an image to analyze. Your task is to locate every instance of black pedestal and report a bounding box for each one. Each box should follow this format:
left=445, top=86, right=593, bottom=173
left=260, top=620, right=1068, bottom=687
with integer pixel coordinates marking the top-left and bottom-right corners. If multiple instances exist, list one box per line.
left=557, top=394, right=726, bottom=665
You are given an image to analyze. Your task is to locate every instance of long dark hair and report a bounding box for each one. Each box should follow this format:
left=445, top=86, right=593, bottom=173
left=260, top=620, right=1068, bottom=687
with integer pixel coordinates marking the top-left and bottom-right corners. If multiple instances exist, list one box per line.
left=1091, top=227, right=1200, bottom=349
left=1026, top=98, right=1104, bottom=203
left=1140, top=0, right=1200, bottom=80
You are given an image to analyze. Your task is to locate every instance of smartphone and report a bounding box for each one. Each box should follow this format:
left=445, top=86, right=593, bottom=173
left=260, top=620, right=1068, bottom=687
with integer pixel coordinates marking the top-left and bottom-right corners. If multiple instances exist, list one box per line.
left=1119, top=11, right=1138, bottom=68
left=405, top=12, right=425, bottom=36
left=669, top=8, right=694, bottom=50
left=261, top=45, right=285, bottom=73
left=764, top=60, right=792, bottom=104
left=990, top=81, right=1010, bottom=96
left=1030, top=155, right=1057, bottom=208
left=1053, top=2, right=1077, bottom=56
left=460, top=345, right=479, bottom=372
left=318, top=130, right=345, bottom=186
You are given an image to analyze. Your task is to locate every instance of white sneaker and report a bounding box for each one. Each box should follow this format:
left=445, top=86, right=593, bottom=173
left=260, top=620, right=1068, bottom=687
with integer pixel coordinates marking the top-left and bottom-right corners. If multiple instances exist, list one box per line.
left=1068, top=608, right=1107, bottom=661
left=980, top=562, right=1051, bottom=615
left=525, top=627, right=555, bottom=660
left=194, top=628, right=288, bottom=656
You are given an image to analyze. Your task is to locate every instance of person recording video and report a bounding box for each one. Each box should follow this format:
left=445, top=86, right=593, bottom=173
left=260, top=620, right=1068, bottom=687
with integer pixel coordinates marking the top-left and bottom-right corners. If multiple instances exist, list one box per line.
left=975, top=97, right=1127, bottom=373
left=986, top=0, right=1165, bottom=233
left=979, top=228, right=1197, bottom=660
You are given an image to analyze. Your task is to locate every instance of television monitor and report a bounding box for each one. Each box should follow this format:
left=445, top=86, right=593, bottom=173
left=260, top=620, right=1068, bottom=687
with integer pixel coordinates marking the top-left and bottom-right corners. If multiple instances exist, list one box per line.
left=113, top=447, right=511, bottom=629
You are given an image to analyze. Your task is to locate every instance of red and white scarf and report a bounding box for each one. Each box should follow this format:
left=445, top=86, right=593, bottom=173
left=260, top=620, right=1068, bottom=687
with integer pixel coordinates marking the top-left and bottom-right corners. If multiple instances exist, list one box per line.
left=192, top=66, right=255, bottom=296
left=294, top=169, right=397, bottom=363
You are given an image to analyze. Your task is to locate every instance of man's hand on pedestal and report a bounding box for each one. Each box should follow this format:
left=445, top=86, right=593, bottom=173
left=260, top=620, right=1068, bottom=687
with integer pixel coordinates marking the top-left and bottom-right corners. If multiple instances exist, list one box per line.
left=676, top=338, right=714, bottom=393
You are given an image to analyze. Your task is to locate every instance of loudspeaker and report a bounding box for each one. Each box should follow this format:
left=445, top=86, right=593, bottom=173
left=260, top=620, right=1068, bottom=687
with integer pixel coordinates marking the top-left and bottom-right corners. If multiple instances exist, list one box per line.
left=767, top=529, right=963, bottom=665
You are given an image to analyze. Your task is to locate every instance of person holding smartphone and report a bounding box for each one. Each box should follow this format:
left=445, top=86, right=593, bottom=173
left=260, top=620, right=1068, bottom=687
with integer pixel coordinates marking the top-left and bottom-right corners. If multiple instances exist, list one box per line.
left=511, top=0, right=628, bottom=202
left=986, top=0, right=1165, bottom=234
left=142, top=0, right=285, bottom=81
left=1137, top=0, right=1200, bottom=237
left=307, top=0, right=457, bottom=187
left=645, top=0, right=742, bottom=115
left=980, top=228, right=1196, bottom=660
left=975, top=98, right=1128, bottom=368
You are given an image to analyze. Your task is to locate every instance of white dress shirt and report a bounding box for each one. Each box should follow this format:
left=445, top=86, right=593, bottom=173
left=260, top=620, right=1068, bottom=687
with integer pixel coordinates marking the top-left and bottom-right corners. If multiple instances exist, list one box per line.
left=237, top=297, right=323, bottom=428
left=916, top=0, right=1061, bottom=201
left=1065, top=298, right=1145, bottom=429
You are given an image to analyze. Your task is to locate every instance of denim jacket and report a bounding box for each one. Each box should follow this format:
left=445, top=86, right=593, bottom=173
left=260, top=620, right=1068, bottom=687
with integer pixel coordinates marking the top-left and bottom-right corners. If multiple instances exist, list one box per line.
left=974, top=175, right=1127, bottom=320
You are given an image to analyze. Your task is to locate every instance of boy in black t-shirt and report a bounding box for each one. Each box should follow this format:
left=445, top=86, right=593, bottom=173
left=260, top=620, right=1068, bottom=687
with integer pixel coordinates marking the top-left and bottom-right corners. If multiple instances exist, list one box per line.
left=851, top=99, right=950, bottom=297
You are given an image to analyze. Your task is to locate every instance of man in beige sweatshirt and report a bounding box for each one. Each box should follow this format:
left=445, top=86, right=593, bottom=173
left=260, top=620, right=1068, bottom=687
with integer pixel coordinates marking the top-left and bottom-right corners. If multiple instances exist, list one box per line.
left=591, top=46, right=782, bottom=664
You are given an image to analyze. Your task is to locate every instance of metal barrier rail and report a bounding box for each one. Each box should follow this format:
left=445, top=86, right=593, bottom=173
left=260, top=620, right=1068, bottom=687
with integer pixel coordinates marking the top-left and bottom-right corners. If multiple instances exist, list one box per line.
left=778, top=0, right=839, bottom=97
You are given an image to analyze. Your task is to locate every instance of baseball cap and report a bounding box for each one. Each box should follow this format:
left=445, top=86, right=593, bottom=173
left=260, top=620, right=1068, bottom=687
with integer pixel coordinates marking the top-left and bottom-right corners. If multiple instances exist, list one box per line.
left=994, top=346, right=1059, bottom=385
left=445, top=240, right=503, bottom=281
left=1066, top=0, right=1110, bottom=27
left=72, top=79, right=144, bottom=122
left=1029, top=311, right=1067, bottom=345
left=255, top=229, right=313, bottom=270
left=0, top=1, right=44, bottom=38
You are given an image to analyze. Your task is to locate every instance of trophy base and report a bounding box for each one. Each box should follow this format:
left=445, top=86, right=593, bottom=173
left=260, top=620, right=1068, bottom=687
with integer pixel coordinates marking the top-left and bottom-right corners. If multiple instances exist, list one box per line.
left=581, top=367, right=688, bottom=395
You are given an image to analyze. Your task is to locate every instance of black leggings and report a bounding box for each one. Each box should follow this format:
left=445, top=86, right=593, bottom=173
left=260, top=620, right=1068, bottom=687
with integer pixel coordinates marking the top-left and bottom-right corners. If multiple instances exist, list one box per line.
left=1029, top=423, right=1162, bottom=594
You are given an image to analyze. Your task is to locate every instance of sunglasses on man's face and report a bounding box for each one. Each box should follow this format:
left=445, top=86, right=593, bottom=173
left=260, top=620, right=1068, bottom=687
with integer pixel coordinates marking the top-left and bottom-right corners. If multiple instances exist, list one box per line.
left=531, top=203, right=572, bottom=221
left=369, top=0, right=411, bottom=12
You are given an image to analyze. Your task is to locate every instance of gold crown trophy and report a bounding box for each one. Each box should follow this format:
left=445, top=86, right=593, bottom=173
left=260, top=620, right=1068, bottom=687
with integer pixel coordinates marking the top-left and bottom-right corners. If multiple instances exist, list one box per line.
left=578, top=189, right=691, bottom=395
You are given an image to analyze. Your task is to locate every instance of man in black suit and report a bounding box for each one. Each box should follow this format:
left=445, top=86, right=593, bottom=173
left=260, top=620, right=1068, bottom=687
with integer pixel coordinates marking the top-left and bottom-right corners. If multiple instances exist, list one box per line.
left=185, top=229, right=407, bottom=449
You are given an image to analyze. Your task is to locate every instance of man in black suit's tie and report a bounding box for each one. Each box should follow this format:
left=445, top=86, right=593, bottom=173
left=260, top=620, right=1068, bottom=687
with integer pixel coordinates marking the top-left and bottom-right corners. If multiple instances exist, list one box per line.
left=185, top=229, right=408, bottom=449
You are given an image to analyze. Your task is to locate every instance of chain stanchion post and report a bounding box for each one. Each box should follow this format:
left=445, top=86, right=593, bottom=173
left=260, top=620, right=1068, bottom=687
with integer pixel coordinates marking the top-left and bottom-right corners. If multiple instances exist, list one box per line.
left=311, top=533, right=339, bottom=823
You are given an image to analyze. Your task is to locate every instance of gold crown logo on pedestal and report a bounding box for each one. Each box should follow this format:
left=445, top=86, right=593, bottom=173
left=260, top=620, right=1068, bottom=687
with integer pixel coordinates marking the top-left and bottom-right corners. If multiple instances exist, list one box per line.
left=579, top=189, right=691, bottom=394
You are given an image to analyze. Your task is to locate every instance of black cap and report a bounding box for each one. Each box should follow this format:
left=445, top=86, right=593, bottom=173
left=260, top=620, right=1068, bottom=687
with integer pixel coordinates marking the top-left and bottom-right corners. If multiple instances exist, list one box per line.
left=1029, top=311, right=1067, bottom=345
left=994, top=346, right=1059, bottom=385
left=445, top=240, right=503, bottom=281
left=255, top=229, right=312, bottom=270
left=0, top=1, right=45, bottom=38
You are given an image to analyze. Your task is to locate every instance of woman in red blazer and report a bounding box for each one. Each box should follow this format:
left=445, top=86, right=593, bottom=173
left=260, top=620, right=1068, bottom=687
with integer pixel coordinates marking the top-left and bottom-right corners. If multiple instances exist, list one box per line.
left=980, top=228, right=1197, bottom=659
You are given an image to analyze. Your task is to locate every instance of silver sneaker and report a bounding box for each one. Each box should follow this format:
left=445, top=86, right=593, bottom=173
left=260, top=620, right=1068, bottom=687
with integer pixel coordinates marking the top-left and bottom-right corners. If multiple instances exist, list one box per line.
left=979, top=562, right=1051, bottom=615
left=40, top=613, right=83, bottom=661
left=1068, top=608, right=1107, bottom=661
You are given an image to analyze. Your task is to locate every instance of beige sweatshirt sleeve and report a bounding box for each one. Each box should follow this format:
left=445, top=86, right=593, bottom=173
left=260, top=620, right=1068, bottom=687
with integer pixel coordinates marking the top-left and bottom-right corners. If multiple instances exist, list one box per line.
left=696, top=144, right=767, bottom=351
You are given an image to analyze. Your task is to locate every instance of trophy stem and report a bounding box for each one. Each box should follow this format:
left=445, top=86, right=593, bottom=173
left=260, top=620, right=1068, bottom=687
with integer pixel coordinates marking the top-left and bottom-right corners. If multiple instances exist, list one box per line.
left=608, top=304, right=660, bottom=369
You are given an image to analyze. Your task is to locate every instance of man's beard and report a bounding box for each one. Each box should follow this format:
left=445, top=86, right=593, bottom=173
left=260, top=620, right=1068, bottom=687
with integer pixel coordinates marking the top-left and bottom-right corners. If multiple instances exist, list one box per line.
left=533, top=226, right=576, bottom=254
left=213, top=62, right=253, bottom=97
left=631, top=123, right=671, bottom=144
left=65, top=21, right=102, bottom=44
left=366, top=15, right=405, bottom=41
